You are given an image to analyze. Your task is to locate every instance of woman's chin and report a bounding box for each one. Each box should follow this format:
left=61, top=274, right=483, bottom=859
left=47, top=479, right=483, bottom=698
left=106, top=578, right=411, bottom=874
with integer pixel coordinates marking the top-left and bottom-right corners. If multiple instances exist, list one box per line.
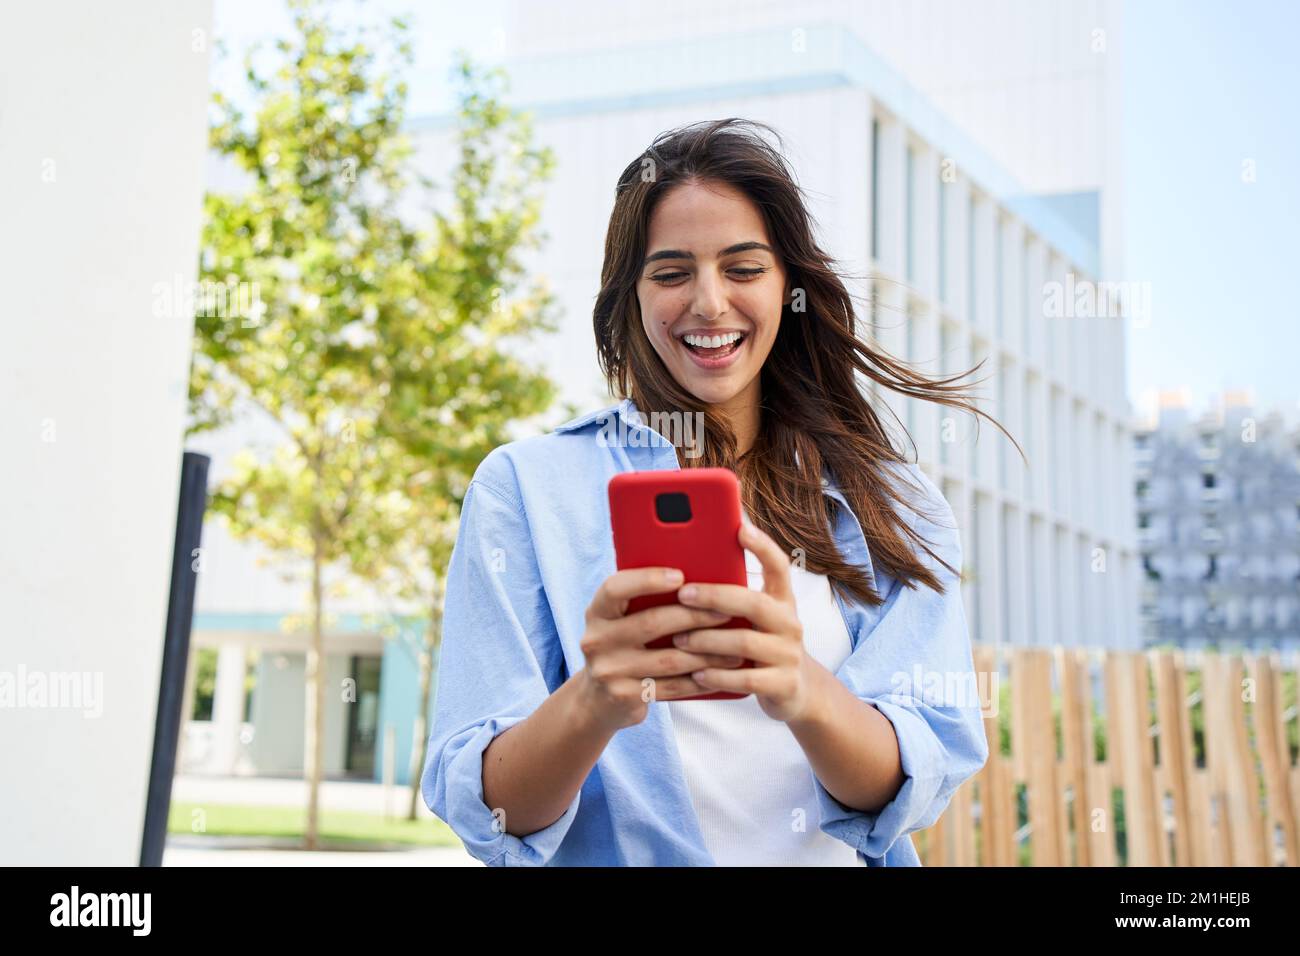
left=678, top=378, right=744, bottom=409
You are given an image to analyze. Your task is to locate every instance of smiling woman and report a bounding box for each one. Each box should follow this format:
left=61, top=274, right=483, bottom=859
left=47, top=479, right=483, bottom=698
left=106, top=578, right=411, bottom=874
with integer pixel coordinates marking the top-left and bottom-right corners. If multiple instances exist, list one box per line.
left=423, top=117, right=1009, bottom=867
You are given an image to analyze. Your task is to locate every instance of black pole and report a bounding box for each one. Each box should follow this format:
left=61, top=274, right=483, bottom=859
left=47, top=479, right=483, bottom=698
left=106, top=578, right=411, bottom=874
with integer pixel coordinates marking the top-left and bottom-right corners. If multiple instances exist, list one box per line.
left=140, top=450, right=211, bottom=867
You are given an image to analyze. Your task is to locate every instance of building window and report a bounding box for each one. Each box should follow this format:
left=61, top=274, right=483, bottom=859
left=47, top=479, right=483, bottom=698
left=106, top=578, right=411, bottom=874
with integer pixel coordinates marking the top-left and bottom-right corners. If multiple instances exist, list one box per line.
left=1021, top=238, right=1031, bottom=358
left=994, top=218, right=1004, bottom=340
left=905, top=306, right=916, bottom=438
left=939, top=325, right=950, bottom=465
left=998, top=362, right=1008, bottom=488
left=905, top=146, right=916, bottom=283
left=938, top=176, right=948, bottom=304
left=871, top=118, right=880, bottom=262
left=968, top=193, right=977, bottom=323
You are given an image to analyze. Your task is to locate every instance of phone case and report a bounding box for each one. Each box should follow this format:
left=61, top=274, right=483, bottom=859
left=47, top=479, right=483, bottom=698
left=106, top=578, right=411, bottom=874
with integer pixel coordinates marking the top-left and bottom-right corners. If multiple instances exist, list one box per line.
left=608, top=467, right=755, bottom=701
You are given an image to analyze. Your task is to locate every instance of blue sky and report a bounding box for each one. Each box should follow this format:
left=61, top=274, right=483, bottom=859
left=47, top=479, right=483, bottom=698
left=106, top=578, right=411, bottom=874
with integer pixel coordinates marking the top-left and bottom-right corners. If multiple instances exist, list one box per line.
left=213, top=0, right=1299, bottom=421
left=1124, top=0, right=1299, bottom=420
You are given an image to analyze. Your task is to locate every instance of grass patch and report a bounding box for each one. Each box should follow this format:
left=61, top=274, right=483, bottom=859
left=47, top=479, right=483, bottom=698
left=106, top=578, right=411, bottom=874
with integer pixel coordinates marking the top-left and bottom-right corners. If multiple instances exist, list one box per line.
left=168, top=801, right=462, bottom=849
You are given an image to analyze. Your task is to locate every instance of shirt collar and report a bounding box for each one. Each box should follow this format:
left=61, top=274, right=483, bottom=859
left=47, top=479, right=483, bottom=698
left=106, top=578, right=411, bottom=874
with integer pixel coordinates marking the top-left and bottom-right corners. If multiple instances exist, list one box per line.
left=556, top=398, right=852, bottom=506
left=553, top=400, right=625, bottom=433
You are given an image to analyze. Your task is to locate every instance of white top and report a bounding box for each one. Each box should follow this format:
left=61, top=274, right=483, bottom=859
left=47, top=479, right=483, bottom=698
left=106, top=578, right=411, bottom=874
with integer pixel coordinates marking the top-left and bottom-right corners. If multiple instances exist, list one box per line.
left=667, top=547, right=867, bottom=866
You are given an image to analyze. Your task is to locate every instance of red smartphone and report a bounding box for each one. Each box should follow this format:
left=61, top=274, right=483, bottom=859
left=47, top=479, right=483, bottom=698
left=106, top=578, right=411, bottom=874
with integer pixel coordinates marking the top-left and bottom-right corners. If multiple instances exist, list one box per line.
left=608, top=467, right=755, bottom=701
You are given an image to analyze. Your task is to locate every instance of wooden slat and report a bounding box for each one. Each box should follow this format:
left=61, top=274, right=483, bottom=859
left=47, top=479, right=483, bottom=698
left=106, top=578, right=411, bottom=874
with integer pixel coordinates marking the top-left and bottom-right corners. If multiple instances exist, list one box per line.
left=1059, top=648, right=1092, bottom=866
left=1151, top=650, right=1192, bottom=866
left=1011, top=647, right=1030, bottom=786
left=950, top=780, right=976, bottom=866
left=925, top=807, right=947, bottom=866
left=1152, top=650, right=1192, bottom=865
left=1250, top=655, right=1298, bottom=866
left=1085, top=761, right=1116, bottom=866
left=973, top=645, right=1015, bottom=866
left=1201, top=654, right=1241, bottom=864
left=1222, top=656, right=1267, bottom=864
left=1021, top=649, right=1062, bottom=866
left=1178, top=653, right=1213, bottom=866
left=1107, top=652, right=1161, bottom=865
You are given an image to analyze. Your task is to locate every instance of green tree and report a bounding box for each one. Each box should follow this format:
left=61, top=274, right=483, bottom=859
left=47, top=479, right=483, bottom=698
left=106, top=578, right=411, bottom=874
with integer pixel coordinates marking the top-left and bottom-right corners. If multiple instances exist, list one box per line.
left=189, top=1, right=556, bottom=846
left=345, top=56, right=560, bottom=820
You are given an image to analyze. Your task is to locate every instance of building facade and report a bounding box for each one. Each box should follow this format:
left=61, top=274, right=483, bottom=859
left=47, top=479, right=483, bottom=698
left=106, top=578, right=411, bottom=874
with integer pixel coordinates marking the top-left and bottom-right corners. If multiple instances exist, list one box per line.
left=1135, top=392, right=1300, bottom=651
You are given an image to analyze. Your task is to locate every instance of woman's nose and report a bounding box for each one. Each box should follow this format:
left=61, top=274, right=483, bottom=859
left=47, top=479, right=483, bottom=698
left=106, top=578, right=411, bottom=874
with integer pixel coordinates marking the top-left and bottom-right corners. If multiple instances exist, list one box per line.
left=689, top=269, right=726, bottom=320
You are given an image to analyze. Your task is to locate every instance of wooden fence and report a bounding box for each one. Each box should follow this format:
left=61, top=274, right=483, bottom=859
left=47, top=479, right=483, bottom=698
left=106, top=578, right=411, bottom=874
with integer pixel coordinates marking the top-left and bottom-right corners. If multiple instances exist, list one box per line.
left=915, top=646, right=1300, bottom=866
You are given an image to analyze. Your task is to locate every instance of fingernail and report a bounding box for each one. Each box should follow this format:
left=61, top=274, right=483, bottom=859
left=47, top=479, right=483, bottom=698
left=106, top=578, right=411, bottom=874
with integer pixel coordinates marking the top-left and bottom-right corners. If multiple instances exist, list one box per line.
left=679, top=585, right=698, bottom=601
left=665, top=569, right=683, bottom=585
left=672, top=634, right=688, bottom=648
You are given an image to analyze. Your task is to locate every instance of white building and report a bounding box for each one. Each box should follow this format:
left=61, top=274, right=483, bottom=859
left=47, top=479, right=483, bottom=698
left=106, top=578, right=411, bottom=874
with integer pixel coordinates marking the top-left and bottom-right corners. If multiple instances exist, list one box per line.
left=409, top=0, right=1140, bottom=649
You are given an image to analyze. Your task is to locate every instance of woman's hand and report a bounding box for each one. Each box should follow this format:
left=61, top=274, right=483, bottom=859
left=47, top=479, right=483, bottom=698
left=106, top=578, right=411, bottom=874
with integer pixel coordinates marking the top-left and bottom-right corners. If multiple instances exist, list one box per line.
left=669, top=517, right=820, bottom=723
left=577, top=567, right=749, bottom=731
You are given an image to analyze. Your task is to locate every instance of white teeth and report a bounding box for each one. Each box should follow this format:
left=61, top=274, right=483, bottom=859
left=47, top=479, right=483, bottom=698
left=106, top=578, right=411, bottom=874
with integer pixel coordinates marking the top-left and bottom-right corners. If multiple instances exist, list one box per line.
left=683, top=331, right=743, bottom=348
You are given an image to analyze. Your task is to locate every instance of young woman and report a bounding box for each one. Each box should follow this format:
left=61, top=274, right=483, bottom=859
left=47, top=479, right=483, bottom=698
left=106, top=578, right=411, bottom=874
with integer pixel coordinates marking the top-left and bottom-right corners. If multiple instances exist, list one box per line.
left=422, top=118, right=1001, bottom=866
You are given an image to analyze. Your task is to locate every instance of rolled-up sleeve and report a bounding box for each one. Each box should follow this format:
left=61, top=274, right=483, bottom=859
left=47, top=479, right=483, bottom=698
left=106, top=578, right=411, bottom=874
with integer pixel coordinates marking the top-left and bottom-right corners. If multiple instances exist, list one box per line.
left=420, top=455, right=579, bottom=866
left=812, top=465, right=990, bottom=862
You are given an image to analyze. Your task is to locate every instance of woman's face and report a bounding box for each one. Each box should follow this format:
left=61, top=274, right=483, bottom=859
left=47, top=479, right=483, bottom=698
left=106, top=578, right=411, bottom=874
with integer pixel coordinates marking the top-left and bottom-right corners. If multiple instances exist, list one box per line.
left=636, top=179, right=788, bottom=412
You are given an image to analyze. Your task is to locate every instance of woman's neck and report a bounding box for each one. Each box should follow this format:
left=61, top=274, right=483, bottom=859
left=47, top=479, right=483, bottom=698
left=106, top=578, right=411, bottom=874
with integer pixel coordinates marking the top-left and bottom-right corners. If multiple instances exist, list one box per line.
left=713, top=379, right=761, bottom=459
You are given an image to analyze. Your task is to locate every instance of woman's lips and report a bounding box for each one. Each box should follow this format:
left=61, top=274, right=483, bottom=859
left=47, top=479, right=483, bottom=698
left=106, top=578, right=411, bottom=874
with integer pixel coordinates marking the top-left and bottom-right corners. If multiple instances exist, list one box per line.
left=679, top=334, right=746, bottom=370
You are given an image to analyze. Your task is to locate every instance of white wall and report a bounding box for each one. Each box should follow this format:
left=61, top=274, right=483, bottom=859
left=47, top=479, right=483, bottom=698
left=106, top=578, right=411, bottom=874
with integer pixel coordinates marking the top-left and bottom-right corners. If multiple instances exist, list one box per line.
left=0, top=0, right=213, bottom=864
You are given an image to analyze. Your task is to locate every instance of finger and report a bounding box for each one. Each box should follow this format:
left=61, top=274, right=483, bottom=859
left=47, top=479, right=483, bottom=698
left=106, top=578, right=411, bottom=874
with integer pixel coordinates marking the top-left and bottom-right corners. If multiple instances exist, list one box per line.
left=676, top=581, right=789, bottom=635
left=648, top=674, right=730, bottom=701
left=670, top=627, right=795, bottom=667
left=605, top=602, right=732, bottom=650
left=597, top=646, right=743, bottom=680
left=739, top=518, right=795, bottom=604
left=689, top=664, right=782, bottom=697
left=590, top=567, right=684, bottom=620
left=625, top=646, right=746, bottom=671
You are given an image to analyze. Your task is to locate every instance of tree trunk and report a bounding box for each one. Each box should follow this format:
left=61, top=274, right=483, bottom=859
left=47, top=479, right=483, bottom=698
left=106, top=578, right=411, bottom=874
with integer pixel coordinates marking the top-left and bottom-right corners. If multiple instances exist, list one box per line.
left=304, top=540, right=326, bottom=850
left=407, top=579, right=443, bottom=820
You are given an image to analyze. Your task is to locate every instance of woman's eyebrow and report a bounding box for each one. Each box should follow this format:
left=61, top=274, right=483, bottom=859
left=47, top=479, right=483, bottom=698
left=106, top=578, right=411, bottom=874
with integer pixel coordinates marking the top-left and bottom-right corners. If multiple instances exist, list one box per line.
left=642, top=241, right=774, bottom=266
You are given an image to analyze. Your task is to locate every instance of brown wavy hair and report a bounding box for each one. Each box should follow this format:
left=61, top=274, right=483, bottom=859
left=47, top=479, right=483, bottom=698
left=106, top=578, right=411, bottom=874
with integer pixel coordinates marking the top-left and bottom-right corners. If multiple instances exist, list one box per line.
left=593, top=118, right=1018, bottom=606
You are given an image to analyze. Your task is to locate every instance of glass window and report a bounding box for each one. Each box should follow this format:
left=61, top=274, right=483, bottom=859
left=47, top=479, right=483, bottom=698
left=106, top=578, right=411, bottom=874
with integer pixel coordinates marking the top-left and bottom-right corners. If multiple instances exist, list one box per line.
left=968, top=193, right=977, bottom=323
left=905, top=146, right=916, bottom=283
left=995, top=218, right=1004, bottom=340
left=871, top=118, right=880, bottom=262
left=1021, top=238, right=1031, bottom=358
left=938, top=177, right=948, bottom=304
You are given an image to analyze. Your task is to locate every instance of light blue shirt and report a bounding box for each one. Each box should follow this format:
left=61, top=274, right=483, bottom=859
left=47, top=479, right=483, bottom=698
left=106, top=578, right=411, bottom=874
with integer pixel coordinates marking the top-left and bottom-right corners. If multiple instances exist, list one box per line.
left=421, top=398, right=989, bottom=866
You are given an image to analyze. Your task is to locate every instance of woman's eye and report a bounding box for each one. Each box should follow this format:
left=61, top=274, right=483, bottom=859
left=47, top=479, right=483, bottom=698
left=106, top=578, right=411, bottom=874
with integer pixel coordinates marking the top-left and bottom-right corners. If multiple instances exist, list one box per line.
left=649, top=267, right=768, bottom=285
left=644, top=265, right=764, bottom=283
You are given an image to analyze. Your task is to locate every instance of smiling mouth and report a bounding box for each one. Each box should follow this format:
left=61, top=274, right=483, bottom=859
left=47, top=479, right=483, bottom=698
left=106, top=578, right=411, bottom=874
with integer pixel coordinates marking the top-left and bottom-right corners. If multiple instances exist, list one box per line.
left=679, top=332, right=747, bottom=359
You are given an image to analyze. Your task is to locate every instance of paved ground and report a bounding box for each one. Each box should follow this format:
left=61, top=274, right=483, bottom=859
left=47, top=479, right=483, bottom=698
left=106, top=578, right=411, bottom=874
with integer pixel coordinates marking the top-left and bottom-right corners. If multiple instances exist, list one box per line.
left=163, top=843, right=481, bottom=866
left=164, top=773, right=483, bottom=867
